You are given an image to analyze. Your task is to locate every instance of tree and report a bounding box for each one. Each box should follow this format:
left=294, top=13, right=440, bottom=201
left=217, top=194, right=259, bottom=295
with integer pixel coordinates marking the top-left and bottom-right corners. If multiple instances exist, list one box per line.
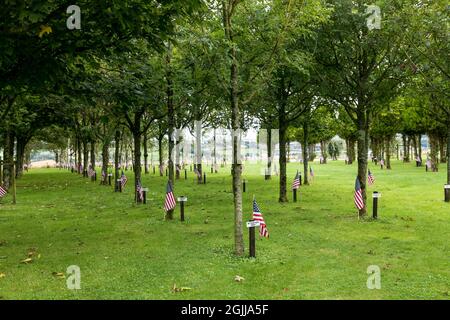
left=315, top=0, right=414, bottom=216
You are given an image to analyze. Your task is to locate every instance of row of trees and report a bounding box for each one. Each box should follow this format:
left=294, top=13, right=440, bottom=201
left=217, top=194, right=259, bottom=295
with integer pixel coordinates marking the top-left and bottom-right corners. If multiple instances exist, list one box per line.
left=1, top=0, right=448, bottom=256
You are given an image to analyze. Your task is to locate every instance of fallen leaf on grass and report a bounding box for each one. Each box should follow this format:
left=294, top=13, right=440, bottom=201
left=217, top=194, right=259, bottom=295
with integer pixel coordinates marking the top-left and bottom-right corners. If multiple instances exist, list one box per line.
left=0, top=273, right=5, bottom=279
left=52, top=272, right=65, bottom=279
left=27, top=248, right=40, bottom=259
left=172, top=284, right=192, bottom=292
left=21, top=258, right=33, bottom=264
left=234, top=275, right=245, bottom=282
left=382, top=263, right=392, bottom=270
left=38, top=25, right=52, bottom=38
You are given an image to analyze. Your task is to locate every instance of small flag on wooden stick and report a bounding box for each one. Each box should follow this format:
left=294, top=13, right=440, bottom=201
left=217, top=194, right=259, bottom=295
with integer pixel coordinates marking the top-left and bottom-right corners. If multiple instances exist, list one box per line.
left=368, top=170, right=375, bottom=186
left=292, top=170, right=300, bottom=190
left=120, top=171, right=128, bottom=189
left=136, top=179, right=144, bottom=202
left=0, top=186, right=7, bottom=198
left=164, top=181, right=176, bottom=212
left=252, top=197, right=269, bottom=238
left=354, top=177, right=364, bottom=210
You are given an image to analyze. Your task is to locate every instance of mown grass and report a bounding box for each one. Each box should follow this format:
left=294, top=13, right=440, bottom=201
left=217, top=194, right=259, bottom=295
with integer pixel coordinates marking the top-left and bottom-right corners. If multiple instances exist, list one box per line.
left=0, top=160, right=448, bottom=300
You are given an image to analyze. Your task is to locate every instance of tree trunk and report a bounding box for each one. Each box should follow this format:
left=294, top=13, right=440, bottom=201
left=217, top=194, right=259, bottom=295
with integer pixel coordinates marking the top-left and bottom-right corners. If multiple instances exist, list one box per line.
left=2, top=129, right=14, bottom=189
left=222, top=133, right=227, bottom=167
left=447, top=125, right=450, bottom=184
left=133, top=127, right=142, bottom=206
left=175, top=137, right=181, bottom=179
left=302, top=121, right=309, bottom=185
left=266, top=128, right=272, bottom=180
left=77, top=136, right=82, bottom=173
left=166, top=43, right=175, bottom=187
left=278, top=123, right=288, bottom=202
left=118, top=136, right=123, bottom=169
left=195, top=120, right=203, bottom=184
left=308, top=144, right=315, bottom=162
left=412, top=134, right=418, bottom=162
left=439, top=135, right=446, bottom=163
left=124, top=143, right=129, bottom=171
left=356, top=114, right=369, bottom=217
left=407, top=136, right=411, bottom=162
left=418, top=135, right=422, bottom=164
left=385, top=136, right=392, bottom=170
left=223, top=1, right=244, bottom=256
left=90, top=142, right=95, bottom=169
left=143, top=132, right=149, bottom=174
left=114, top=130, right=120, bottom=182
left=158, top=135, right=164, bottom=176
left=348, top=138, right=355, bottom=164
left=15, top=136, right=27, bottom=178
left=82, top=140, right=88, bottom=176
left=380, top=138, right=385, bottom=160
left=286, top=139, right=290, bottom=163
left=101, top=137, right=110, bottom=185
left=320, top=140, right=328, bottom=164
left=402, top=134, right=409, bottom=162
left=429, top=134, right=439, bottom=172
left=213, top=128, right=217, bottom=173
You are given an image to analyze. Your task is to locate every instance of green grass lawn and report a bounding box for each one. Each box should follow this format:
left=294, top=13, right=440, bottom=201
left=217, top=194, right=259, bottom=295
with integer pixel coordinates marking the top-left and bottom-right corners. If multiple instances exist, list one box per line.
left=0, top=160, right=448, bottom=300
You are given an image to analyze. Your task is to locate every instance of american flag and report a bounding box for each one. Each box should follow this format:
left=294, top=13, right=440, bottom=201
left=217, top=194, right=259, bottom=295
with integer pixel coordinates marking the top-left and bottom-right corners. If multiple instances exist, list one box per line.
left=354, top=177, right=364, bottom=210
left=368, top=170, right=375, bottom=185
left=309, top=166, right=314, bottom=177
left=136, top=179, right=144, bottom=201
left=252, top=199, right=269, bottom=238
left=292, top=171, right=300, bottom=190
left=0, top=185, right=7, bottom=198
left=164, top=181, right=176, bottom=212
left=120, top=171, right=128, bottom=188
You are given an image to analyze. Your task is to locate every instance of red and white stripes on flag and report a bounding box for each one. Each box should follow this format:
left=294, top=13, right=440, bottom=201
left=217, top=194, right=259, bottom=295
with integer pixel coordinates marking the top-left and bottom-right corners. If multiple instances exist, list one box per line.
left=0, top=186, right=7, bottom=198
left=354, top=177, right=364, bottom=210
left=252, top=199, right=269, bottom=238
left=120, top=172, right=128, bottom=188
left=292, top=171, right=300, bottom=190
left=368, top=170, right=375, bottom=186
left=136, top=180, right=144, bottom=201
left=164, top=181, right=176, bottom=212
